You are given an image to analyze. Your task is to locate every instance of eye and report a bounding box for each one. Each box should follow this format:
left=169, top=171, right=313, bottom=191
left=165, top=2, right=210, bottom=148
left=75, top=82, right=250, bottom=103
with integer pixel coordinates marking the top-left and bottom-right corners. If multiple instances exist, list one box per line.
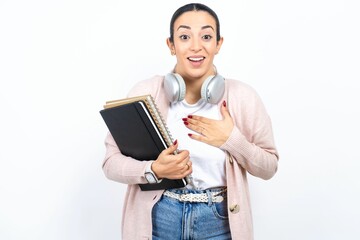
left=179, top=34, right=190, bottom=41
left=202, top=35, right=213, bottom=41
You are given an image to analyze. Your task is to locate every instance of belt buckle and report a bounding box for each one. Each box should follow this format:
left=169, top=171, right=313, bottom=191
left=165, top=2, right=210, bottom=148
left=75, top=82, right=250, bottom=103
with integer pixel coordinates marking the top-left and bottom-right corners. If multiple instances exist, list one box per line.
left=212, top=188, right=226, bottom=203
left=212, top=195, right=224, bottom=203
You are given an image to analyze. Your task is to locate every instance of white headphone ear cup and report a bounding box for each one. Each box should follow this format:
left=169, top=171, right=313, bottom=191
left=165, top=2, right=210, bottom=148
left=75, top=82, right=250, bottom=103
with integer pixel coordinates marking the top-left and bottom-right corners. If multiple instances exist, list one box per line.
left=175, top=74, right=186, bottom=102
left=200, top=74, right=225, bottom=104
left=200, top=76, right=214, bottom=102
left=164, top=73, right=186, bottom=103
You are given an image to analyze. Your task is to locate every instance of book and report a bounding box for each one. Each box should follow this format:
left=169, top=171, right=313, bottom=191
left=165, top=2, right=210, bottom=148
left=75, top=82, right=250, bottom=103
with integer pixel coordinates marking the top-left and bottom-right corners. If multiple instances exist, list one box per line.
left=100, top=94, right=187, bottom=191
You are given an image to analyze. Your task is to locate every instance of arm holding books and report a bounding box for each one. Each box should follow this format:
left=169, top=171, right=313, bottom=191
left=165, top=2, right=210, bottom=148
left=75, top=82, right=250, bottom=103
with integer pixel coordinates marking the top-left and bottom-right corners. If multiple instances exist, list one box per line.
left=102, top=132, right=150, bottom=185
left=102, top=132, right=192, bottom=185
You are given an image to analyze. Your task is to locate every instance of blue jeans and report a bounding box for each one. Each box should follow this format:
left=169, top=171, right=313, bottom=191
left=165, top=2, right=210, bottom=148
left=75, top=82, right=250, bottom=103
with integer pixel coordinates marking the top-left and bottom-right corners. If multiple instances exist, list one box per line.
left=152, top=188, right=231, bottom=240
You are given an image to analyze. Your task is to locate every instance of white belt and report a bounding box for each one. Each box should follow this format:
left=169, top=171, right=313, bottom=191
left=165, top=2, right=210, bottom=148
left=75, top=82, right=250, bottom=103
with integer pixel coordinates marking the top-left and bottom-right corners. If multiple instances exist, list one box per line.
left=163, top=189, right=225, bottom=203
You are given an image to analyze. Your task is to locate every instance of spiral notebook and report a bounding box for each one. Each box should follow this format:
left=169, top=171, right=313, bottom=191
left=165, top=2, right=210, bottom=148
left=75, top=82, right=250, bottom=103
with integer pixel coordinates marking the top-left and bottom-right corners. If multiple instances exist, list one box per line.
left=100, top=94, right=187, bottom=191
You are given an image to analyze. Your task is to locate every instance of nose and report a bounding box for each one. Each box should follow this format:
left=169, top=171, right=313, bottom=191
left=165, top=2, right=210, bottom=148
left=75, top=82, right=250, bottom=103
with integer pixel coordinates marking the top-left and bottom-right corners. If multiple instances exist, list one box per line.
left=190, top=37, right=202, bottom=52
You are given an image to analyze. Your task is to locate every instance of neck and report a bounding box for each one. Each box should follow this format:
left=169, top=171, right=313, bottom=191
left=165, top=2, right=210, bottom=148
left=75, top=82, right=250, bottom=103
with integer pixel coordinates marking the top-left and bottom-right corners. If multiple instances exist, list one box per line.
left=183, top=79, right=202, bottom=104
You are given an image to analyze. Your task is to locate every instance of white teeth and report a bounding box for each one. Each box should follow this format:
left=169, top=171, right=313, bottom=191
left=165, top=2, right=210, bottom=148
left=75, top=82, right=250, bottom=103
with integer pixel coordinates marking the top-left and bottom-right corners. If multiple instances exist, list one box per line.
left=189, top=57, right=204, bottom=62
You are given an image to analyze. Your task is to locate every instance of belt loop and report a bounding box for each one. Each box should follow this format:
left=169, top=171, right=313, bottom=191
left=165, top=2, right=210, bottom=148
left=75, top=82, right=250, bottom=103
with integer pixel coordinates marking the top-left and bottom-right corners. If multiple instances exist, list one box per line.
left=206, top=190, right=213, bottom=206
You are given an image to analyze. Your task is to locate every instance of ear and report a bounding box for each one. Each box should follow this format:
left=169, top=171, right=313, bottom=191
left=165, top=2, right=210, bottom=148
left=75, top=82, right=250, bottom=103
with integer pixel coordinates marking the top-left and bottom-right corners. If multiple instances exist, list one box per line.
left=166, top=38, right=175, bottom=55
left=215, top=37, right=224, bottom=54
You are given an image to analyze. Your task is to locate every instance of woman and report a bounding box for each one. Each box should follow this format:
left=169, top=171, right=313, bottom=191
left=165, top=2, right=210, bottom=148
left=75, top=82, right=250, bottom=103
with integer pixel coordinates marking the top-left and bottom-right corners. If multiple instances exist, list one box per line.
left=102, top=3, right=279, bottom=240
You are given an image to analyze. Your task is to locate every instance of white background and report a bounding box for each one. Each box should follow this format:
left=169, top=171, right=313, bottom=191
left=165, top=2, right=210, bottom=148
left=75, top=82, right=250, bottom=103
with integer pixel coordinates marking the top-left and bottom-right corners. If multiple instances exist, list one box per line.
left=1, top=0, right=359, bottom=239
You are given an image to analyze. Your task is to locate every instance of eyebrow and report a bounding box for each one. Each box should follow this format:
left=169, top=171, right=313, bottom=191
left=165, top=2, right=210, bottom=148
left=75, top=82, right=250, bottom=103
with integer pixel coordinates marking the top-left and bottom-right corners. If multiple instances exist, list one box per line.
left=177, top=25, right=215, bottom=31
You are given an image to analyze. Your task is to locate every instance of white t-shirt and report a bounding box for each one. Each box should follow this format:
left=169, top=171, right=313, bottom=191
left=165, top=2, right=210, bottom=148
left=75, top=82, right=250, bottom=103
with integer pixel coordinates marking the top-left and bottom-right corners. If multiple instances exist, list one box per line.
left=166, top=99, right=226, bottom=190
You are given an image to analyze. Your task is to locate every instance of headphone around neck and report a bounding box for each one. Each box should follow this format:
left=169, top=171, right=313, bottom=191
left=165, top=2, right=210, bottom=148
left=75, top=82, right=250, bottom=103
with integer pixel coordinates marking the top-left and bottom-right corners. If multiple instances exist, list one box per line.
left=164, top=72, right=225, bottom=104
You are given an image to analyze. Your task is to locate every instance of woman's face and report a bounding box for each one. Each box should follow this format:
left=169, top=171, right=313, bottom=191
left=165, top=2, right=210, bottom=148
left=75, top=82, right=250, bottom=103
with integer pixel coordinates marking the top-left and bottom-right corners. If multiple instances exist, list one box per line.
left=168, top=10, right=223, bottom=82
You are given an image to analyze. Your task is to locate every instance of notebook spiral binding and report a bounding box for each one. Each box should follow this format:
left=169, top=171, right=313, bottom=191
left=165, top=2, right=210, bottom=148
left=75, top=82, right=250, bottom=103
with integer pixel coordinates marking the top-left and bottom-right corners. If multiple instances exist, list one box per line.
left=146, top=95, right=193, bottom=186
left=144, top=95, right=174, bottom=148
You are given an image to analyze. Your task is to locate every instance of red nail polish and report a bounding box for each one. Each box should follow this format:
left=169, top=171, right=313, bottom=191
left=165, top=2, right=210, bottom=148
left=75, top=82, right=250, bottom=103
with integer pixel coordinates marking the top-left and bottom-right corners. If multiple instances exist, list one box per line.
left=223, top=100, right=226, bottom=107
left=182, top=118, right=187, bottom=121
left=188, top=133, right=192, bottom=137
left=183, top=121, right=189, bottom=125
left=173, top=139, right=177, bottom=145
left=188, top=115, right=193, bottom=118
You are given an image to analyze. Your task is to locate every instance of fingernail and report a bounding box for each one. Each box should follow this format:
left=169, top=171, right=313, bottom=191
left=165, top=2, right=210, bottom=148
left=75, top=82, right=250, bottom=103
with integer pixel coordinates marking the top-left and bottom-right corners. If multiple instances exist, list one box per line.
left=173, top=139, right=177, bottom=145
left=188, top=133, right=192, bottom=137
left=223, top=100, right=226, bottom=107
left=183, top=121, right=189, bottom=125
left=182, top=118, right=187, bottom=121
left=188, top=115, right=193, bottom=118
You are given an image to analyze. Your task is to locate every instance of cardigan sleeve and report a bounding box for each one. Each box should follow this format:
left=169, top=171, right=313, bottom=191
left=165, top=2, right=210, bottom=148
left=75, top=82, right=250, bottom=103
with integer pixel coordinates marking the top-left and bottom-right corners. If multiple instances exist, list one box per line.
left=220, top=81, right=279, bottom=180
left=220, top=125, right=278, bottom=180
left=102, top=132, right=153, bottom=184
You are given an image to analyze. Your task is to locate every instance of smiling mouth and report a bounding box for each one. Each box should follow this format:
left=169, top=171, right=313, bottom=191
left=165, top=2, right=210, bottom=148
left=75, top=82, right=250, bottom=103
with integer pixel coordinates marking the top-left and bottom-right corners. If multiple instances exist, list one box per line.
left=188, top=57, right=205, bottom=62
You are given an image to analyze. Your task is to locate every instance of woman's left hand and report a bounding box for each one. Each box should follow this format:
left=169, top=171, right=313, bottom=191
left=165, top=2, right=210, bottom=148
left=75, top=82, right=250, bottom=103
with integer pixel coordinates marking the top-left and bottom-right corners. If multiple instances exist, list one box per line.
left=182, top=100, right=234, bottom=147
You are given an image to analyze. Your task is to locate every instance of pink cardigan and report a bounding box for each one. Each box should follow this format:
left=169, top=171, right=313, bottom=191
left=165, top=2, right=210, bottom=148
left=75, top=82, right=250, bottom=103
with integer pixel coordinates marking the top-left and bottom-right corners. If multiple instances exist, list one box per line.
left=102, top=75, right=279, bottom=240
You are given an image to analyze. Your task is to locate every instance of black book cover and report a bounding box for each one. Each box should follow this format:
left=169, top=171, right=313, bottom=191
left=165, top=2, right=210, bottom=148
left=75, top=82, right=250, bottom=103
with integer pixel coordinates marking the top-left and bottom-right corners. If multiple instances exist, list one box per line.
left=100, top=100, right=186, bottom=190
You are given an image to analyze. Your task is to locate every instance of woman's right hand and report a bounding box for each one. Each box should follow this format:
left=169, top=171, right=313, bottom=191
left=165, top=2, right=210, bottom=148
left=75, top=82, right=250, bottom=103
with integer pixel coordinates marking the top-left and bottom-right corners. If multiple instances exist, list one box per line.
left=151, top=140, right=192, bottom=180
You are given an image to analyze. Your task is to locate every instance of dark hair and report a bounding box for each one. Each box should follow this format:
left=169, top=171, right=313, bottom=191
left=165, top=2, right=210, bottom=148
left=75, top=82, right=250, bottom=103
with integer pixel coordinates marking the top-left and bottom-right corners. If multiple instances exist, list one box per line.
left=169, top=3, right=221, bottom=43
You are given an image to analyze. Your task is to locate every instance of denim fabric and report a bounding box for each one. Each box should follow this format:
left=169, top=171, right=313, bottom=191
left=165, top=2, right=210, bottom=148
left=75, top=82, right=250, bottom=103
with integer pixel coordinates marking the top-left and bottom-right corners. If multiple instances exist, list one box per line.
left=152, top=188, right=231, bottom=240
